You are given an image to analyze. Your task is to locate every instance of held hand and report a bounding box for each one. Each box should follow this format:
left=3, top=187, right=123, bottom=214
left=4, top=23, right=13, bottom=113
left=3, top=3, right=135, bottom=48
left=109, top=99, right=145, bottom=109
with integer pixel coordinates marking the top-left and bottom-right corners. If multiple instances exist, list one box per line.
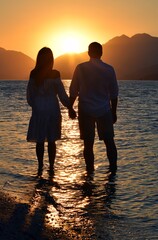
left=69, top=108, right=77, bottom=119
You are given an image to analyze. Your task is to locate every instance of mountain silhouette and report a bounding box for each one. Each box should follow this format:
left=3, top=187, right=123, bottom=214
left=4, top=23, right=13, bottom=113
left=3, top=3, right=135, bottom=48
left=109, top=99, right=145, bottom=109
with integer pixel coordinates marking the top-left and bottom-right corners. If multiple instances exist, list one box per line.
left=0, top=33, right=158, bottom=80
left=0, top=48, right=35, bottom=80
left=54, top=33, right=158, bottom=80
left=103, top=33, right=158, bottom=79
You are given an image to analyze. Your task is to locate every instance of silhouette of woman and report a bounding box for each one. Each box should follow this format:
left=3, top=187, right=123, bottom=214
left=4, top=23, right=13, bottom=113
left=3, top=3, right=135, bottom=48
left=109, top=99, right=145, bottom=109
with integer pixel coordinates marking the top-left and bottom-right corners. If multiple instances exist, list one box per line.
left=27, top=47, right=71, bottom=176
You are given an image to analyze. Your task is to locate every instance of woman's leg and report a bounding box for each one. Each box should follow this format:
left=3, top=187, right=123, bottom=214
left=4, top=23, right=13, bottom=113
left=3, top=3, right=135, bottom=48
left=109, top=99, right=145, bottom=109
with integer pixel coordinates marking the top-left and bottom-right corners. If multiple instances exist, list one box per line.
left=48, top=141, right=56, bottom=174
left=36, top=142, right=44, bottom=175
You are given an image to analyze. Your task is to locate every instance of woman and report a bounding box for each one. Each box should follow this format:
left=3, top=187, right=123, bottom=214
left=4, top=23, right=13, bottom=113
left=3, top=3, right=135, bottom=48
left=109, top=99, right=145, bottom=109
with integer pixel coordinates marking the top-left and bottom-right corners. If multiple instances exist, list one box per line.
left=27, top=47, right=74, bottom=176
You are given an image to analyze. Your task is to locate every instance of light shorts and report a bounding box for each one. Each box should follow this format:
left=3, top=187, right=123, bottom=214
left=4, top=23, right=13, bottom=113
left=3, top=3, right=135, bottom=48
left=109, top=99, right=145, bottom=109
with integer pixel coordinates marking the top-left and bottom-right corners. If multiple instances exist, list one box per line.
left=78, top=110, right=114, bottom=140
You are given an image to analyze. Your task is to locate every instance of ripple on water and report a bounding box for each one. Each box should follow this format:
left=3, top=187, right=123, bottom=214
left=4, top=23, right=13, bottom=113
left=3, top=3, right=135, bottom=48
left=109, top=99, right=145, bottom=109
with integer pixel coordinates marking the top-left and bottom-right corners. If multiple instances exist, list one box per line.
left=0, top=80, right=158, bottom=239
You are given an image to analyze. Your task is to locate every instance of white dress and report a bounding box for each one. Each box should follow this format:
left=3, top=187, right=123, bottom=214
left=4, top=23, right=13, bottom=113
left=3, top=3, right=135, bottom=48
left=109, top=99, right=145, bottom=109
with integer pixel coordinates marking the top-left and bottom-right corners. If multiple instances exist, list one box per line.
left=27, top=76, right=69, bottom=142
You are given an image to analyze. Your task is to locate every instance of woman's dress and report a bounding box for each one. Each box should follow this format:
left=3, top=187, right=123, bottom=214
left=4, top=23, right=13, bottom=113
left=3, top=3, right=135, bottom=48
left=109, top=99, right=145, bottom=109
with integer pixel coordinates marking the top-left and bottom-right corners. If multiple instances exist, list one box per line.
left=27, top=76, right=69, bottom=142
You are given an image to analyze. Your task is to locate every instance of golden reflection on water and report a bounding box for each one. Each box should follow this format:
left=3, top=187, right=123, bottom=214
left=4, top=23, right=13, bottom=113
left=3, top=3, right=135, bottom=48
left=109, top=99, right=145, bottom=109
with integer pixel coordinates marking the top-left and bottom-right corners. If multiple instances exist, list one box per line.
left=25, top=166, right=117, bottom=237
left=1, top=80, right=158, bottom=238
left=46, top=204, right=61, bottom=228
left=1, top=87, right=117, bottom=237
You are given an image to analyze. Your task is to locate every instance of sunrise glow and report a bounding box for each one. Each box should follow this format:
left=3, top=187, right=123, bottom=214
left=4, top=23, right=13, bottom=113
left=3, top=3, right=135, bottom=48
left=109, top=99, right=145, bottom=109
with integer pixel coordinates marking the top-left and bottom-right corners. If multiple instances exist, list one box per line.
left=0, top=1, right=157, bottom=59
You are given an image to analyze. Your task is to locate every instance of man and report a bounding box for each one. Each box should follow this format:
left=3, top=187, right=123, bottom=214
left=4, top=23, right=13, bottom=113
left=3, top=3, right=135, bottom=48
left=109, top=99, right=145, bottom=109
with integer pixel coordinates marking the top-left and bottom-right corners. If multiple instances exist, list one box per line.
left=69, top=42, right=118, bottom=174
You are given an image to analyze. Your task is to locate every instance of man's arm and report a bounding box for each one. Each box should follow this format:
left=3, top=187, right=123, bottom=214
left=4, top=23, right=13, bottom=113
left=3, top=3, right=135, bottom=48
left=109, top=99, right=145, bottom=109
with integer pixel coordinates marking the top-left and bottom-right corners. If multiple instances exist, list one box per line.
left=109, top=67, right=118, bottom=124
left=111, top=97, right=118, bottom=124
left=69, top=66, right=80, bottom=119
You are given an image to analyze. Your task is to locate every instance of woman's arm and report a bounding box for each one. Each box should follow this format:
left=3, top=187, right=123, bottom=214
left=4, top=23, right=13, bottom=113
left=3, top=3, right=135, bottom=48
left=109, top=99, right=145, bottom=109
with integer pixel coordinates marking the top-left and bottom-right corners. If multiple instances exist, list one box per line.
left=26, top=77, right=35, bottom=107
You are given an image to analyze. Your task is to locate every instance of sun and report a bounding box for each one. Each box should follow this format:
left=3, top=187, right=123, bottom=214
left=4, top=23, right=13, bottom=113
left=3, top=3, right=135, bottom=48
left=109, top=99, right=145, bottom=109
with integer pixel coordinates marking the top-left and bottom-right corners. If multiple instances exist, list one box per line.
left=62, top=36, right=81, bottom=53
left=58, top=32, right=86, bottom=54
left=50, top=31, right=89, bottom=57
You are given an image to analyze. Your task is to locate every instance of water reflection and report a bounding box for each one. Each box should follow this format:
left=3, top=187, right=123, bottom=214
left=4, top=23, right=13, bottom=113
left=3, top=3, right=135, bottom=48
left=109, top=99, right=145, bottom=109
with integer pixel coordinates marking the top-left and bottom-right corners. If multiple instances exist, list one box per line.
left=1, top=80, right=158, bottom=238
left=22, top=88, right=117, bottom=238
left=24, top=168, right=117, bottom=239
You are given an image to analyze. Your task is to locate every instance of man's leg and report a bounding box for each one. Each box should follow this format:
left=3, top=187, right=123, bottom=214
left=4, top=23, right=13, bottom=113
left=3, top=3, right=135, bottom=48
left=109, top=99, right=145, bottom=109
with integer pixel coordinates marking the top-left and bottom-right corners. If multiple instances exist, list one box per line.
left=36, top=142, right=44, bottom=176
left=78, top=110, right=95, bottom=173
left=83, top=139, right=95, bottom=173
left=48, top=141, right=56, bottom=175
left=104, top=138, right=117, bottom=173
left=97, top=112, right=117, bottom=173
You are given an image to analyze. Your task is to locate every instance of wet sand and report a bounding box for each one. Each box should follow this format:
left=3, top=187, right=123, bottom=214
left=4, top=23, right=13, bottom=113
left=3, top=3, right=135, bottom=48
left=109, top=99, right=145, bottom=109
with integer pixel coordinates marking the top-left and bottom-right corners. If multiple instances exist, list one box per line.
left=0, top=178, right=115, bottom=240
left=0, top=185, right=99, bottom=240
left=0, top=191, right=70, bottom=240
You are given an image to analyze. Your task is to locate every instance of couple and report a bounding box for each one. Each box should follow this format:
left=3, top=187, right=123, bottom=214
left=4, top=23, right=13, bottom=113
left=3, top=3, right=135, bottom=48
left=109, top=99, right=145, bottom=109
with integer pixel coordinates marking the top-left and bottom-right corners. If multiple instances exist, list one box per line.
left=26, top=42, right=119, bottom=177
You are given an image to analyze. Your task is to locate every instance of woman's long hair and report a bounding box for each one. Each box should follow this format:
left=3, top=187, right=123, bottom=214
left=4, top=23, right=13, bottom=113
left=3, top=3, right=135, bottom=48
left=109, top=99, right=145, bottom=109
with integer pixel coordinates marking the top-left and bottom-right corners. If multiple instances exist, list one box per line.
left=31, top=47, right=54, bottom=86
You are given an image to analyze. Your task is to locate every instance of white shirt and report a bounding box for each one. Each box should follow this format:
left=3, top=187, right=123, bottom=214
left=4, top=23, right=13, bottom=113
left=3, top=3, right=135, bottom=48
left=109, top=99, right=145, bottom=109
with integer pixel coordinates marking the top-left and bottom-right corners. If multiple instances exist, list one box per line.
left=70, top=58, right=119, bottom=117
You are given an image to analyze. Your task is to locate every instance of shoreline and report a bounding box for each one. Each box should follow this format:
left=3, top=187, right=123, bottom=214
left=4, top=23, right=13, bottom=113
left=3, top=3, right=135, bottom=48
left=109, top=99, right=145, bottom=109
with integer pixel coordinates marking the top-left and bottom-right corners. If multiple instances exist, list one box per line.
left=0, top=191, right=69, bottom=240
left=1, top=191, right=153, bottom=240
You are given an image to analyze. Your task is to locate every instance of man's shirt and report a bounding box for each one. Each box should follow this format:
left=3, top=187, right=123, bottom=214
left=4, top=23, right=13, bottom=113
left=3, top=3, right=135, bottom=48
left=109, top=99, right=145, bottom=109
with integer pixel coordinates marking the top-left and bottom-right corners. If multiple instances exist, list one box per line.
left=70, top=58, right=119, bottom=117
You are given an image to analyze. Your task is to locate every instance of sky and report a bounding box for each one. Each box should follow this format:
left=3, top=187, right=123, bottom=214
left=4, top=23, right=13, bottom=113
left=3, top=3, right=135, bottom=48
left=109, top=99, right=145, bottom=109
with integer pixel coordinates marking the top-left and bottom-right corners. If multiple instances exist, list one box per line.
left=1, top=0, right=158, bottom=59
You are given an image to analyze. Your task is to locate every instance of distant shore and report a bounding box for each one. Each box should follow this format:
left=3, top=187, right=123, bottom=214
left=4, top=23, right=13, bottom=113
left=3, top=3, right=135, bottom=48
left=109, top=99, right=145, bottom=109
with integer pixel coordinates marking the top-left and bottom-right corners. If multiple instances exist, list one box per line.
left=0, top=79, right=158, bottom=81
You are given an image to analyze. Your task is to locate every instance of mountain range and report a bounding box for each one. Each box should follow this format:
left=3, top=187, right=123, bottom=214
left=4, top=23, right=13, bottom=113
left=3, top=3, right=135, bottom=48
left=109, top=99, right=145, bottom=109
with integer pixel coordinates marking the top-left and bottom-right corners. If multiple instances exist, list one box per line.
left=0, top=33, right=158, bottom=80
left=0, top=48, right=34, bottom=80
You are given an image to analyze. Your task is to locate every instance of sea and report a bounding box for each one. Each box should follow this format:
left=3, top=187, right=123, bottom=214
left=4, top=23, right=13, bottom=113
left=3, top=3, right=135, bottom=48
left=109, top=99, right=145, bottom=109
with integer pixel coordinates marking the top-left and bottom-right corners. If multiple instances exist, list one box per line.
left=0, top=80, right=158, bottom=239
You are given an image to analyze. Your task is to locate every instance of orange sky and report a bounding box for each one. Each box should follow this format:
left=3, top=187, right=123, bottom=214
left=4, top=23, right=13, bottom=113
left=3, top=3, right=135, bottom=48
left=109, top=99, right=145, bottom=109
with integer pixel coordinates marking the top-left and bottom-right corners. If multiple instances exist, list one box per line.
left=1, top=0, right=158, bottom=59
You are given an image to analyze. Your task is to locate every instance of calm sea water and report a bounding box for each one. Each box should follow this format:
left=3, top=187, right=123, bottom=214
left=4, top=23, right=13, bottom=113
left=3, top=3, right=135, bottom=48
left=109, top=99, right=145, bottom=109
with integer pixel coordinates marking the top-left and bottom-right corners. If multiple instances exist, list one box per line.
left=0, top=80, right=158, bottom=239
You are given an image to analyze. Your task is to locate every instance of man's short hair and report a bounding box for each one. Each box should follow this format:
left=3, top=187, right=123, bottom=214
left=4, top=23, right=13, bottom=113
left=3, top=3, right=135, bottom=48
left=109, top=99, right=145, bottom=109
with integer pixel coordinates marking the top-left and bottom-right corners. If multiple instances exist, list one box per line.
left=88, top=42, right=102, bottom=58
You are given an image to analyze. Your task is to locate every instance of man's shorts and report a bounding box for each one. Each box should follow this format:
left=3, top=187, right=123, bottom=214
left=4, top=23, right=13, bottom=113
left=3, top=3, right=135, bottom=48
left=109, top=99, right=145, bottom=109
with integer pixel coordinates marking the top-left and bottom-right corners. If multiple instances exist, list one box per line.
left=78, top=110, right=114, bottom=140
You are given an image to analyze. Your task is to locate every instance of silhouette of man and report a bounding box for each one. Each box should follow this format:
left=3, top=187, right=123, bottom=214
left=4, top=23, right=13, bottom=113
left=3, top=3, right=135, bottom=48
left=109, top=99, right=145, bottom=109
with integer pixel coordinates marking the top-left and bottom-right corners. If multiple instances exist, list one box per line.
left=69, top=42, right=119, bottom=174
